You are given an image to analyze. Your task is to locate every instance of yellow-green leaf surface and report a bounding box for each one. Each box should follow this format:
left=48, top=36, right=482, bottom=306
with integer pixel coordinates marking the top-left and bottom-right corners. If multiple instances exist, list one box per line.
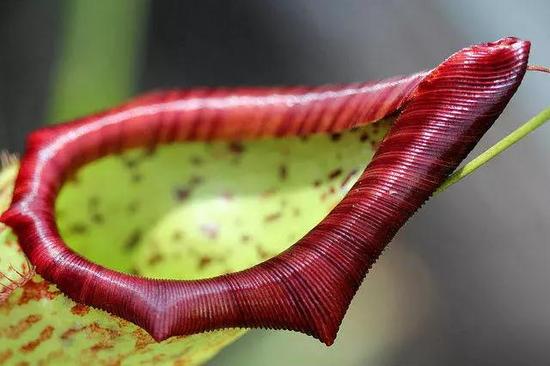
left=0, top=157, right=32, bottom=304
left=0, top=121, right=389, bottom=365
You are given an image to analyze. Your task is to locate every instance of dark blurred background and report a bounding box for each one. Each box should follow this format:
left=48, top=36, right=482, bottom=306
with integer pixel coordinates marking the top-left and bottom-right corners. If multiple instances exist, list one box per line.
left=1, top=1, right=550, bottom=365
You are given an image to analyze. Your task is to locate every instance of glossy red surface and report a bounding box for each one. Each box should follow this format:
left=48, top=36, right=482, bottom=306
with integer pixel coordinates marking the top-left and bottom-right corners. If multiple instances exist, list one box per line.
left=0, top=38, right=529, bottom=345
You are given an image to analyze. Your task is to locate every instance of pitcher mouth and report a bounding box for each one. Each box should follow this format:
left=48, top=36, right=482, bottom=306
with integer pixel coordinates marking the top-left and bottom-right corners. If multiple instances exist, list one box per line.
left=0, top=37, right=530, bottom=345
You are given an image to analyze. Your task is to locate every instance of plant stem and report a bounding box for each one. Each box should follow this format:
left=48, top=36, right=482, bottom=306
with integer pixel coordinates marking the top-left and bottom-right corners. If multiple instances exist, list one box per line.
left=437, top=107, right=550, bottom=193
left=48, top=0, right=149, bottom=123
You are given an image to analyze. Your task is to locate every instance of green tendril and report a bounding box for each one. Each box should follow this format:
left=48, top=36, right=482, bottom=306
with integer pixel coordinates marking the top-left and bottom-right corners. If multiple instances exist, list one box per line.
left=438, top=106, right=550, bottom=193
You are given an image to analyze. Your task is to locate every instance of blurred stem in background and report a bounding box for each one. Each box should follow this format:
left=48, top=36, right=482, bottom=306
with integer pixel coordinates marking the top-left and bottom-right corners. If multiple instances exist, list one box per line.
left=48, top=0, right=149, bottom=123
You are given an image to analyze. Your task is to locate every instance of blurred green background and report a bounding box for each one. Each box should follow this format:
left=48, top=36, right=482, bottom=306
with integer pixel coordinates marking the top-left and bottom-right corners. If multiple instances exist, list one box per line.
left=1, top=1, right=550, bottom=365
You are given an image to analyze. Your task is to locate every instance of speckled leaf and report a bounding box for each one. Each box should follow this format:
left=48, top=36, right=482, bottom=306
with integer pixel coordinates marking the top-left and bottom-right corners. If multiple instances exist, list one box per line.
left=0, top=156, right=33, bottom=304
left=0, top=120, right=389, bottom=365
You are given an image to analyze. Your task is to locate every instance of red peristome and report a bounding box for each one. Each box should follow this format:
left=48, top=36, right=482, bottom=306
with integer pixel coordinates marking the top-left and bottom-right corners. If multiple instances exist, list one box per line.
left=0, top=38, right=529, bottom=345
